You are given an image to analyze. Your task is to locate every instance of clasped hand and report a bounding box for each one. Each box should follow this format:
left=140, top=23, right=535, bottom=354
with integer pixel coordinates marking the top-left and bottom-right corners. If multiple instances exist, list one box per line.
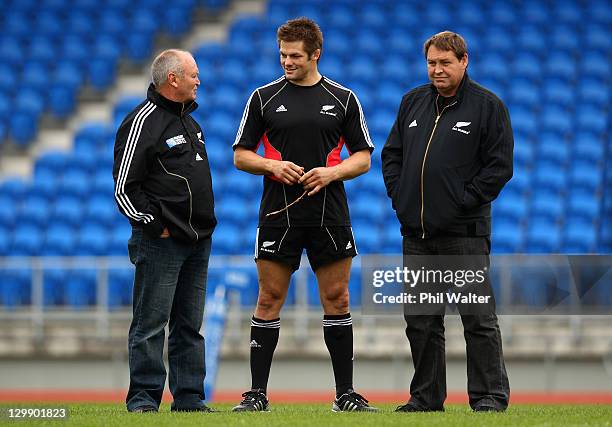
left=270, top=161, right=335, bottom=196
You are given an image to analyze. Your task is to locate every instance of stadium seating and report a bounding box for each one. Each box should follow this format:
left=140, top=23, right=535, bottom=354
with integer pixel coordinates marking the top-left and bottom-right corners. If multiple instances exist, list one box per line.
left=0, top=0, right=610, bottom=309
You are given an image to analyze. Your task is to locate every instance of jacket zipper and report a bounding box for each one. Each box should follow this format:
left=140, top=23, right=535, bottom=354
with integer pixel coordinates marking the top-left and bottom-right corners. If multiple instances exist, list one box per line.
left=419, top=95, right=458, bottom=239
left=157, top=158, right=199, bottom=241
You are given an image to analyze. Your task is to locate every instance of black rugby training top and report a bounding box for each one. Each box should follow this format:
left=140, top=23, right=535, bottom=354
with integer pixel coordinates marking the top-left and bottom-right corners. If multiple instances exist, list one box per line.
left=233, top=76, right=374, bottom=228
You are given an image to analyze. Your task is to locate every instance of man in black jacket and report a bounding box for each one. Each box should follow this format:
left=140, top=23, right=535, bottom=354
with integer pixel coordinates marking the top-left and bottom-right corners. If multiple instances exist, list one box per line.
left=382, top=32, right=512, bottom=412
left=113, top=49, right=216, bottom=413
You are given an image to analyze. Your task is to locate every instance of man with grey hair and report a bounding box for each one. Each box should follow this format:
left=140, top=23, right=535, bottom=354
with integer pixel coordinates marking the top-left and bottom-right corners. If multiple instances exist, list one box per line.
left=113, top=49, right=216, bottom=413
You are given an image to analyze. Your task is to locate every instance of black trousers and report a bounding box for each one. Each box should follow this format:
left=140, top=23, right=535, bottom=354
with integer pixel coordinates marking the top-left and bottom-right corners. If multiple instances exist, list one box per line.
left=402, top=236, right=510, bottom=410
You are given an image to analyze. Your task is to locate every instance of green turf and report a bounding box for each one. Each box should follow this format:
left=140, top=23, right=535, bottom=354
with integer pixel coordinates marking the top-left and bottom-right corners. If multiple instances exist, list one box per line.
left=1, top=403, right=611, bottom=427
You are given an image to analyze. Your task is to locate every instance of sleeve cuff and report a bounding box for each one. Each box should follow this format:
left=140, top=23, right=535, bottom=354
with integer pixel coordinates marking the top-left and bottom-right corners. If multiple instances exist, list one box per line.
left=143, top=219, right=164, bottom=238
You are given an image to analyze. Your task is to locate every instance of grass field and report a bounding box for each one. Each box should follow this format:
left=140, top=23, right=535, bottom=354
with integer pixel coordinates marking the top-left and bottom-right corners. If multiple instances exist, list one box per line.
left=1, top=403, right=612, bottom=427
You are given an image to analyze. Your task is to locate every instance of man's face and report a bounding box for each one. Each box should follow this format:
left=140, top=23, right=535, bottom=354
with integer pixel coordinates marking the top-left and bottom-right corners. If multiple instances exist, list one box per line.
left=173, top=54, right=200, bottom=103
left=279, top=40, right=319, bottom=83
left=426, top=45, right=468, bottom=97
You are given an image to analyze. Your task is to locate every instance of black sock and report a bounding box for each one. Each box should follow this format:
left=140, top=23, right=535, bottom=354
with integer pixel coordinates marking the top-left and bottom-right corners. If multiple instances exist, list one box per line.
left=323, top=312, right=353, bottom=397
left=250, top=316, right=280, bottom=394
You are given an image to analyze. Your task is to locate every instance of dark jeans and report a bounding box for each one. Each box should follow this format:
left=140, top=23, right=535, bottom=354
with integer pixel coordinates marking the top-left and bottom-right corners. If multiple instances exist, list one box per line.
left=402, top=236, right=510, bottom=410
left=126, top=227, right=211, bottom=411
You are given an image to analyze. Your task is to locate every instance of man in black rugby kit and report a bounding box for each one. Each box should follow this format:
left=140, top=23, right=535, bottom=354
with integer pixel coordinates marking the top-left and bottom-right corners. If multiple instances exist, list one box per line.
left=231, top=18, right=377, bottom=413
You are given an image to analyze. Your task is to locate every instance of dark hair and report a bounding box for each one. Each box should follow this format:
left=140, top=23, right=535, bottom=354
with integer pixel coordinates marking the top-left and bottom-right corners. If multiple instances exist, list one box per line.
left=423, top=31, right=468, bottom=60
left=277, top=17, right=323, bottom=58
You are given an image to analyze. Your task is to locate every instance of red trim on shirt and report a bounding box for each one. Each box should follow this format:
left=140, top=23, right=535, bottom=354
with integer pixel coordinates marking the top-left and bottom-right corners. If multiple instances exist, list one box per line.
left=262, top=133, right=282, bottom=181
left=326, top=136, right=345, bottom=167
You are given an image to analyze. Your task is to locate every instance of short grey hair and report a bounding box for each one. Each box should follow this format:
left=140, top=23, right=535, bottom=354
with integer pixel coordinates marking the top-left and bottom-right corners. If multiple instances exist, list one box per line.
left=151, top=49, right=190, bottom=87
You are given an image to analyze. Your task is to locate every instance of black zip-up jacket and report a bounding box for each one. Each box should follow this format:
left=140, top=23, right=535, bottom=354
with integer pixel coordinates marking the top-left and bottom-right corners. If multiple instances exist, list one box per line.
left=113, top=84, right=216, bottom=242
left=381, top=74, right=513, bottom=238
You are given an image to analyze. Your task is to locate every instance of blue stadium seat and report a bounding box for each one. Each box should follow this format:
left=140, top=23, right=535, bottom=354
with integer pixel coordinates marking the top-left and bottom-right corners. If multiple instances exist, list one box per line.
left=518, top=27, right=546, bottom=52
left=533, top=164, right=567, bottom=193
left=537, top=136, right=569, bottom=166
left=567, top=193, right=600, bottom=222
left=51, top=195, right=83, bottom=225
left=19, top=194, right=50, bottom=228
left=213, top=224, right=242, bottom=254
left=0, top=269, right=32, bottom=308
left=84, top=195, right=118, bottom=227
left=573, top=134, right=605, bottom=163
left=578, top=78, right=608, bottom=107
left=563, top=220, right=598, bottom=253
left=88, top=57, right=117, bottom=90
left=10, top=109, right=39, bottom=146
left=554, top=1, right=584, bottom=24
left=494, top=193, right=529, bottom=222
left=587, top=0, right=612, bottom=24
left=65, top=269, right=97, bottom=308
left=43, top=269, right=68, bottom=306
left=48, top=84, right=78, bottom=118
left=358, top=4, right=387, bottom=30
left=510, top=106, right=537, bottom=136
left=530, top=192, right=564, bottom=221
left=43, top=224, right=77, bottom=256
left=577, top=105, right=607, bottom=135
left=570, top=162, right=603, bottom=192
left=381, top=222, right=401, bottom=253
left=109, top=222, right=132, bottom=256
left=585, top=25, right=610, bottom=50
left=22, top=62, right=49, bottom=93
left=541, top=107, right=573, bottom=134
left=546, top=52, right=577, bottom=82
left=492, top=218, right=523, bottom=253
left=526, top=219, right=561, bottom=253
left=544, top=79, right=575, bottom=107
left=35, top=10, right=63, bottom=39
left=29, top=37, right=56, bottom=66
left=77, top=224, right=109, bottom=255
left=489, top=3, right=518, bottom=26
left=549, top=26, right=580, bottom=53
left=59, top=169, right=90, bottom=199
left=351, top=219, right=382, bottom=253
left=513, top=138, right=535, bottom=167
left=350, top=195, right=386, bottom=221
left=582, top=51, right=610, bottom=79
left=11, top=224, right=44, bottom=256
left=216, top=195, right=256, bottom=223
left=0, top=195, right=17, bottom=228
left=109, top=268, right=133, bottom=308
left=61, top=34, right=89, bottom=65
left=0, top=226, right=9, bottom=256
left=512, top=53, right=541, bottom=82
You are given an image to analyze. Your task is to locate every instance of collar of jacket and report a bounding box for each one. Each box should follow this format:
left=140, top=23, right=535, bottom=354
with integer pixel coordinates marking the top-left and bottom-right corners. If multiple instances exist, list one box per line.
left=147, top=83, right=198, bottom=116
left=429, top=72, right=470, bottom=105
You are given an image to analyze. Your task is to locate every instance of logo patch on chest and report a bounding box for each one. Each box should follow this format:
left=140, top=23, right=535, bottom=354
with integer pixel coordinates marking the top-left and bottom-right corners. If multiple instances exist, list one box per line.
left=320, top=105, right=337, bottom=116
left=452, top=121, right=471, bottom=134
left=166, top=134, right=187, bottom=148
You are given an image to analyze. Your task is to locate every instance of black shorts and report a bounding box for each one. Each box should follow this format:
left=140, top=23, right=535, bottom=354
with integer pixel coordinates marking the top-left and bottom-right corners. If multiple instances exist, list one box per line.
left=254, top=226, right=358, bottom=272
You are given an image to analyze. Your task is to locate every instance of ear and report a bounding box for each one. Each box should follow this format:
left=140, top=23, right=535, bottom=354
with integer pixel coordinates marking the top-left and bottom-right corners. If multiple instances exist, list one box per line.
left=461, top=53, right=469, bottom=69
left=168, top=72, right=179, bottom=88
left=311, top=48, right=321, bottom=61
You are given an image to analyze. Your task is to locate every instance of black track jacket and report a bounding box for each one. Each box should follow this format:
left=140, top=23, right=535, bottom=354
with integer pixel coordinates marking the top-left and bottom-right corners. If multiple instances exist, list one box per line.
left=381, top=74, right=513, bottom=238
left=113, top=84, right=216, bottom=242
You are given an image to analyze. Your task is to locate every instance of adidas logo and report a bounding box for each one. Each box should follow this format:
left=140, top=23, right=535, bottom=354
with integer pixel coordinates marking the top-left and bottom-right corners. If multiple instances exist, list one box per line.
left=346, top=241, right=352, bottom=250
left=195, top=153, right=203, bottom=161
left=409, top=120, right=417, bottom=128
left=250, top=339, right=261, bottom=348
left=452, top=121, right=471, bottom=134
left=275, top=105, right=287, bottom=113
